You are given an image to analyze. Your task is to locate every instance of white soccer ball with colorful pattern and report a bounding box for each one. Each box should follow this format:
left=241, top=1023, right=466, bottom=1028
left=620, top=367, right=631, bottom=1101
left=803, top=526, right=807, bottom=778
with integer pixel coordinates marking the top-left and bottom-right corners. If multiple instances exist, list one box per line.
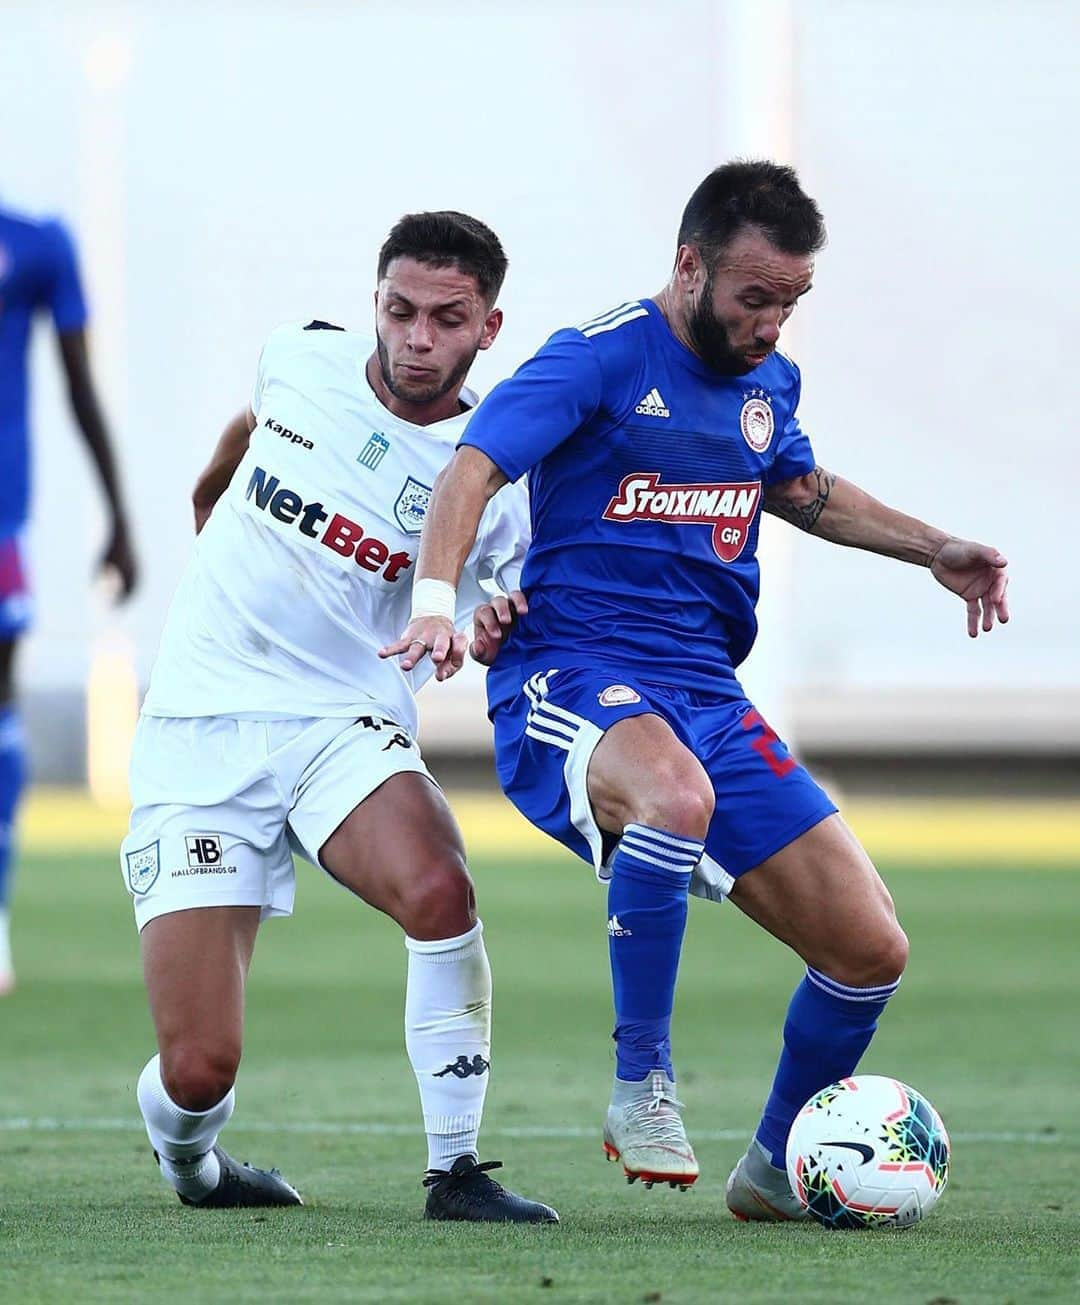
left=785, top=1075, right=950, bottom=1228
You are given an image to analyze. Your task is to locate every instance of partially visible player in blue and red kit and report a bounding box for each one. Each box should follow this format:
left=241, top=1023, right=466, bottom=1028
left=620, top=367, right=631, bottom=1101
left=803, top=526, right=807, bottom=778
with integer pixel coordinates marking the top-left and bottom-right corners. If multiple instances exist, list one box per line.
left=385, top=161, right=1010, bottom=1216
left=0, top=200, right=137, bottom=992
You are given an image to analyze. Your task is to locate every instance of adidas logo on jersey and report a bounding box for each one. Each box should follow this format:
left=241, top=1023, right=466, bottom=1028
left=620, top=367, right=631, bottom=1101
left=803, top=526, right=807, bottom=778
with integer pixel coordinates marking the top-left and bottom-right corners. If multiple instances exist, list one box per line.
left=244, top=465, right=413, bottom=582
left=607, top=914, right=632, bottom=937
left=634, top=388, right=670, bottom=418
left=264, top=416, right=314, bottom=450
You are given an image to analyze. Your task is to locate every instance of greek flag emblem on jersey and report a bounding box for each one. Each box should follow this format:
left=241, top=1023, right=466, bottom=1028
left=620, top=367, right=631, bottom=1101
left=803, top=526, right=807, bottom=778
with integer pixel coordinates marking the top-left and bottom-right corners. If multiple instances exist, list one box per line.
left=358, top=432, right=390, bottom=470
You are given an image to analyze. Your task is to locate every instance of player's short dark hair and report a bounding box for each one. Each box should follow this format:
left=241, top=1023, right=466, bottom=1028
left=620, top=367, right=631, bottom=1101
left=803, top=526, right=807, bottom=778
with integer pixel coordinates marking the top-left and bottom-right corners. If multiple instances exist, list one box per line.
left=377, top=211, right=508, bottom=306
left=677, top=160, right=826, bottom=267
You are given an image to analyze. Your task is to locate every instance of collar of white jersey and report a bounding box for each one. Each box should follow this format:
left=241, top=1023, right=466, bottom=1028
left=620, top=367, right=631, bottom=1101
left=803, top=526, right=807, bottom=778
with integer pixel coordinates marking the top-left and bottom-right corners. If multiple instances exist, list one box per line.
left=356, top=336, right=479, bottom=432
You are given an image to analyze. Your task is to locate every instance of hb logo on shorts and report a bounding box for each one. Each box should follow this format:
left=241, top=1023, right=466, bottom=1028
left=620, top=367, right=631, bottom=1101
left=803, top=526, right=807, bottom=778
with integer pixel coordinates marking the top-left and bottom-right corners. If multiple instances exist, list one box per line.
left=186, top=835, right=223, bottom=868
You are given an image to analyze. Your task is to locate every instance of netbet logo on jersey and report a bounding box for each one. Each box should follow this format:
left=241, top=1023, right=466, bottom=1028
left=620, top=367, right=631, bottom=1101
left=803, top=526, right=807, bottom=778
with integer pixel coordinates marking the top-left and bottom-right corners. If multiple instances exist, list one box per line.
left=244, top=465, right=413, bottom=581
left=603, top=472, right=760, bottom=562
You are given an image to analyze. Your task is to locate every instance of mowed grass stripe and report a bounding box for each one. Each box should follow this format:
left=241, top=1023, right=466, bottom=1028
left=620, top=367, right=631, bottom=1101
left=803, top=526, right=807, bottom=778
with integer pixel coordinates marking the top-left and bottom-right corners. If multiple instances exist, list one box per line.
left=0, top=1116, right=1072, bottom=1145
left=21, top=787, right=1080, bottom=865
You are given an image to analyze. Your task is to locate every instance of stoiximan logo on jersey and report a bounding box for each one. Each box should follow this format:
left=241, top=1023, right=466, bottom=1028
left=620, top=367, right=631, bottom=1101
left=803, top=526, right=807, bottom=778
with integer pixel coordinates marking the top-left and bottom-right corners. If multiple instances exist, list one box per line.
left=394, top=477, right=433, bottom=534
left=602, top=473, right=761, bottom=563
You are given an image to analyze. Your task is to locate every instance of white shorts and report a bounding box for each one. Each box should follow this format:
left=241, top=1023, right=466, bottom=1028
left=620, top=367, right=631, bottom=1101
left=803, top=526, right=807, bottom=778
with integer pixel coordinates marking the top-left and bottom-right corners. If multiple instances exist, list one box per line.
left=120, top=712, right=430, bottom=931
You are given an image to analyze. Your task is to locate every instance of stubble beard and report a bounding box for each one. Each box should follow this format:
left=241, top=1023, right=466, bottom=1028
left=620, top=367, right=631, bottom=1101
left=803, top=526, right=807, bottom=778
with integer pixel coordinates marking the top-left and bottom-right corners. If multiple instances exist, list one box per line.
left=375, top=331, right=478, bottom=406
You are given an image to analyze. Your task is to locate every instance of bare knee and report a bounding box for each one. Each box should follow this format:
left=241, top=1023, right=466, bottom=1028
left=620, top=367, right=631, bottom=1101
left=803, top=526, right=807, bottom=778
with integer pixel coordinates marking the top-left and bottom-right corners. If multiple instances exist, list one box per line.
left=826, top=923, right=909, bottom=989
left=161, top=1042, right=241, bottom=1112
left=638, top=770, right=713, bottom=839
left=395, top=853, right=476, bottom=941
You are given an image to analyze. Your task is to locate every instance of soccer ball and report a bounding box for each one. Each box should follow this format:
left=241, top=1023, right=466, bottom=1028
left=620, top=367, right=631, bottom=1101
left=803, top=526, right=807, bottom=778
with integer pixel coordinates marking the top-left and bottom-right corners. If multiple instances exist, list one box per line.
left=785, top=1075, right=950, bottom=1229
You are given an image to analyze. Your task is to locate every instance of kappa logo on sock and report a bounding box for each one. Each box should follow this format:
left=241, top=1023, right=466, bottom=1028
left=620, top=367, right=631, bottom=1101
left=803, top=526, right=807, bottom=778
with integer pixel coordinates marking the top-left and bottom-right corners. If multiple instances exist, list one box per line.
left=433, top=1054, right=490, bottom=1079
left=607, top=914, right=632, bottom=937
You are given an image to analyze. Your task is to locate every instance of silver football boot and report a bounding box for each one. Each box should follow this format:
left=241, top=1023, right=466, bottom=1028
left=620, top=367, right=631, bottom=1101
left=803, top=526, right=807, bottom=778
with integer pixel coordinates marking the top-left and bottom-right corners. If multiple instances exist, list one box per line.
left=602, top=1070, right=699, bottom=1190
left=726, top=1137, right=807, bottom=1221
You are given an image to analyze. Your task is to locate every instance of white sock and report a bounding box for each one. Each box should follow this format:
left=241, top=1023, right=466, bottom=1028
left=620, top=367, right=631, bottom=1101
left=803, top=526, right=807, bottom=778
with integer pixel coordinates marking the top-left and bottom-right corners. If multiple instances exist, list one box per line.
left=136, top=1053, right=235, bottom=1200
left=404, top=920, right=491, bottom=1172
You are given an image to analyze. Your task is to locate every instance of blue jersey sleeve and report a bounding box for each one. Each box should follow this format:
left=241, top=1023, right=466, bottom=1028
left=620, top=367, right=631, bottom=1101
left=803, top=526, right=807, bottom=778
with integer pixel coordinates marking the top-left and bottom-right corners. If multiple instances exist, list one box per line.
left=765, top=363, right=816, bottom=484
left=42, top=220, right=88, bottom=333
left=459, top=329, right=603, bottom=483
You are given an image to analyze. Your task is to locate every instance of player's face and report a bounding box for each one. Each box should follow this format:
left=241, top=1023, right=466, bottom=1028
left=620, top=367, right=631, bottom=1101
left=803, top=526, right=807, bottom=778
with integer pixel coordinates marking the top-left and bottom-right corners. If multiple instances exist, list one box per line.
left=375, top=258, right=501, bottom=407
left=684, top=227, right=814, bottom=375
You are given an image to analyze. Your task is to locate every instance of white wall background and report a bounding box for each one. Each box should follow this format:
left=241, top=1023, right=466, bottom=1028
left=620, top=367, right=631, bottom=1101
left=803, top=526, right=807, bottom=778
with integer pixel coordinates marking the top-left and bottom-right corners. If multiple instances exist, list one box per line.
left=2, top=0, right=1076, bottom=752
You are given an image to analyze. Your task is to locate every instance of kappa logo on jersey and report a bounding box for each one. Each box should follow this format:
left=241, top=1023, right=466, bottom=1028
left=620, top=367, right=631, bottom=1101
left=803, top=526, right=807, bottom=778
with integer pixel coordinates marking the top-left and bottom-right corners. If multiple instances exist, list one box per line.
left=739, top=389, right=775, bottom=453
left=264, top=415, right=314, bottom=450
left=244, top=466, right=414, bottom=581
left=358, top=431, right=390, bottom=470
left=394, top=476, right=432, bottom=534
left=635, top=387, right=670, bottom=418
left=602, top=472, right=761, bottom=563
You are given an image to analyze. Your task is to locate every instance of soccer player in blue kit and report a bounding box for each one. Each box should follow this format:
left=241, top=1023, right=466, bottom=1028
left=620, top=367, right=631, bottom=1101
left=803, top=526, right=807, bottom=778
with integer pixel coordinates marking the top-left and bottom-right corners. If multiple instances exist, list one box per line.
left=385, top=162, right=1010, bottom=1218
left=0, top=201, right=137, bottom=993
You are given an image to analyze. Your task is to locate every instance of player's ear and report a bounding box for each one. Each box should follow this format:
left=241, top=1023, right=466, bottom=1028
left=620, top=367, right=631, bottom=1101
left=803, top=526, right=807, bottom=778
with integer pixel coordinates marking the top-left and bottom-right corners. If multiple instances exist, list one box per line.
left=478, top=306, right=503, bottom=352
left=674, top=244, right=706, bottom=294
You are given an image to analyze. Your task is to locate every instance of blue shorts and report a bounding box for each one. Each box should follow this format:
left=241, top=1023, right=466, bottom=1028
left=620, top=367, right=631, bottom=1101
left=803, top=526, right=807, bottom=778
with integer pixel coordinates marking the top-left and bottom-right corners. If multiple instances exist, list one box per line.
left=491, top=664, right=837, bottom=902
left=0, top=534, right=31, bottom=640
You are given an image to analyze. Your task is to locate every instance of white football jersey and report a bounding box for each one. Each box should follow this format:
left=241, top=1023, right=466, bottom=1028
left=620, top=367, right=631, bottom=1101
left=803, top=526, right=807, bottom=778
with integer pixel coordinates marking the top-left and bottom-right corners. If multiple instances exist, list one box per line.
left=142, top=322, right=529, bottom=733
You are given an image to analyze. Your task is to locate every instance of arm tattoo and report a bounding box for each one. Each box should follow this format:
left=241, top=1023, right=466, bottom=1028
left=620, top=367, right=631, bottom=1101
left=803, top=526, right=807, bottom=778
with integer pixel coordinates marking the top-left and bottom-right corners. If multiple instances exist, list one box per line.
left=765, top=466, right=837, bottom=532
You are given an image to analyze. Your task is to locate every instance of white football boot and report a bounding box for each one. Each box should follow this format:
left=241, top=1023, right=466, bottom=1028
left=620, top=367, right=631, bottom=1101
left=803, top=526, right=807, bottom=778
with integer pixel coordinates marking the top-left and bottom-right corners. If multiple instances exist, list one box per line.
left=603, top=1070, right=699, bottom=1190
left=726, top=1137, right=807, bottom=1221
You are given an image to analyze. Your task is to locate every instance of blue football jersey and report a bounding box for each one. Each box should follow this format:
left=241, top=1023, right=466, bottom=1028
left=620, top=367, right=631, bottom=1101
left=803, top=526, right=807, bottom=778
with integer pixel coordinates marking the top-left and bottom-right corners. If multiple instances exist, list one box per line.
left=459, top=299, right=816, bottom=699
left=0, top=207, right=89, bottom=533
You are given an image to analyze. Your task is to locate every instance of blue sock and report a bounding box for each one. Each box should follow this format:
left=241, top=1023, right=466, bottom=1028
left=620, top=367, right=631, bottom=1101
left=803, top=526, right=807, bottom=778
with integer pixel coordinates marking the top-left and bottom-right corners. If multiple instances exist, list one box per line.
left=755, top=966, right=901, bottom=1167
left=0, top=707, right=27, bottom=908
left=607, top=823, right=703, bottom=1082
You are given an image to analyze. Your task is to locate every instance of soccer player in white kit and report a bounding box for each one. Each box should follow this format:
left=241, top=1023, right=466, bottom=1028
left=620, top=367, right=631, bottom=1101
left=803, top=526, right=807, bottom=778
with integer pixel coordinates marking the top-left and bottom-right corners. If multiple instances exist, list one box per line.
left=120, top=212, right=557, bottom=1222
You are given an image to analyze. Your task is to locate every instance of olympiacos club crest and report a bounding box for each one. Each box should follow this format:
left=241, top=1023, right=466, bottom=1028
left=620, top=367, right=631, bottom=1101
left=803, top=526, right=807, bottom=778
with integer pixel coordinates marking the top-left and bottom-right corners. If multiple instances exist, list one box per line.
left=394, top=477, right=433, bottom=534
left=598, top=685, right=642, bottom=707
left=739, top=390, right=775, bottom=453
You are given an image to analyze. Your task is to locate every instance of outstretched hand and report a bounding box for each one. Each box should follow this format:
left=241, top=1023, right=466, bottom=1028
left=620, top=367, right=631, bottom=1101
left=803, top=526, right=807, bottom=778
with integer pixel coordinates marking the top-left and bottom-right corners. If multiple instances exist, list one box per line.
left=379, top=615, right=465, bottom=681
left=929, top=539, right=1009, bottom=637
left=470, top=590, right=528, bottom=666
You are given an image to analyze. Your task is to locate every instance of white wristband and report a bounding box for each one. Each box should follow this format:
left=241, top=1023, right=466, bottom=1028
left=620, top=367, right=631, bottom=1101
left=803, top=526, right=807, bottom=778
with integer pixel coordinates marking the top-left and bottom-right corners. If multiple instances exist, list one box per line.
left=410, top=577, right=457, bottom=622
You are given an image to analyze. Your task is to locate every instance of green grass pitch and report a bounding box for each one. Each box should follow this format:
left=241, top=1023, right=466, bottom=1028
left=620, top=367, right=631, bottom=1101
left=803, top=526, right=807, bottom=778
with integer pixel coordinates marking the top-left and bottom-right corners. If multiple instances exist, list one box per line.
left=1, top=838, right=1078, bottom=1303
